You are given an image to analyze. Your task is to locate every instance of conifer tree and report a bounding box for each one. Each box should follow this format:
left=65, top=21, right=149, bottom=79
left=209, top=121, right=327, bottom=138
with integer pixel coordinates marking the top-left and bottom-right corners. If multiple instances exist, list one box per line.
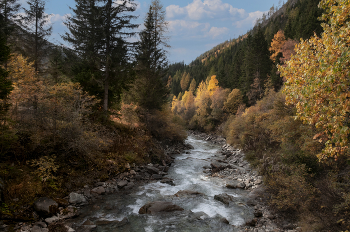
left=0, top=13, right=12, bottom=122
left=22, top=0, right=52, bottom=73
left=0, top=0, right=20, bottom=44
left=131, top=0, right=169, bottom=110
left=64, top=0, right=137, bottom=112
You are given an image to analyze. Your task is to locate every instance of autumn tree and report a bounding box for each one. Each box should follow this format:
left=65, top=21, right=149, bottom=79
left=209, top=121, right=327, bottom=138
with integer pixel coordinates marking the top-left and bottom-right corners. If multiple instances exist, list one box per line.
left=180, top=72, right=190, bottom=91
left=269, top=30, right=286, bottom=62
left=22, top=0, right=52, bottom=72
left=207, top=75, right=219, bottom=96
left=189, top=78, right=196, bottom=92
left=224, top=89, right=243, bottom=114
left=279, top=0, right=350, bottom=160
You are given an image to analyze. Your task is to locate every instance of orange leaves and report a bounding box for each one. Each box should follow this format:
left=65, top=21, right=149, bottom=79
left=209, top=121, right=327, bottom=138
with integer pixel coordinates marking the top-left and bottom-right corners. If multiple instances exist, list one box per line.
left=270, top=30, right=286, bottom=62
left=279, top=0, right=350, bottom=160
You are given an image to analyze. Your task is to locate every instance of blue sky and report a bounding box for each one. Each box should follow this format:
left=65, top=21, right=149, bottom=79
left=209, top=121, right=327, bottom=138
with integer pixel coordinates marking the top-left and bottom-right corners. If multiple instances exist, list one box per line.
left=21, top=0, right=284, bottom=64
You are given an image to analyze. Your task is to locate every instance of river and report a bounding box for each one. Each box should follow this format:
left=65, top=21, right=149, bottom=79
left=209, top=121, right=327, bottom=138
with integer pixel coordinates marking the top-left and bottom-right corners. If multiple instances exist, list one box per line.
left=68, top=135, right=255, bottom=232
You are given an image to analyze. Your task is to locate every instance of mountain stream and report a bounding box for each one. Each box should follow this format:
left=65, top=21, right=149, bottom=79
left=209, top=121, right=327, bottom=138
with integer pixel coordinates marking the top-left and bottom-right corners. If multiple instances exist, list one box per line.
left=68, top=135, right=254, bottom=232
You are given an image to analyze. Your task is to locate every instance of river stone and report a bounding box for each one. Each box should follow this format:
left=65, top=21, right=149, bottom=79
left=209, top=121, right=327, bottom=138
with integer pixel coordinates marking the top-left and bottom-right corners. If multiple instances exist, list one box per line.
left=151, top=174, right=163, bottom=180
left=34, top=197, right=59, bottom=216
left=130, top=170, right=136, bottom=175
left=160, top=178, right=175, bottom=186
left=69, top=192, right=87, bottom=204
left=146, top=166, right=159, bottom=174
left=91, top=186, right=105, bottom=195
left=31, top=225, right=49, bottom=232
left=117, top=180, right=128, bottom=188
left=226, top=180, right=246, bottom=189
left=139, top=201, right=184, bottom=214
left=174, top=190, right=204, bottom=197
left=45, top=216, right=59, bottom=224
left=214, top=193, right=235, bottom=205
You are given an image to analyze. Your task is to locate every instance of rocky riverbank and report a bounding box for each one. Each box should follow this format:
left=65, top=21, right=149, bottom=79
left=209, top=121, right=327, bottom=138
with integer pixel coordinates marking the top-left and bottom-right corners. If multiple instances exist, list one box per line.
left=189, top=131, right=301, bottom=232
left=3, top=132, right=302, bottom=232
left=1, top=142, right=192, bottom=232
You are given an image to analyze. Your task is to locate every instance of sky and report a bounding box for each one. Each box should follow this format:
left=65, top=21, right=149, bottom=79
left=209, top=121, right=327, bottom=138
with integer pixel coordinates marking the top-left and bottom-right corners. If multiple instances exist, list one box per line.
left=20, top=0, right=284, bottom=64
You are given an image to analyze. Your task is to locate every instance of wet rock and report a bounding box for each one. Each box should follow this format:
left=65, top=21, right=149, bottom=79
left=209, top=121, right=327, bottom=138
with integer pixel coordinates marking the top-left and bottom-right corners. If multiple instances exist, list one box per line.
left=245, top=218, right=257, bottom=227
left=160, top=178, right=175, bottom=186
left=124, top=181, right=135, bottom=190
left=31, top=225, right=49, bottom=232
left=220, top=217, right=230, bottom=224
left=34, top=197, right=59, bottom=216
left=95, top=182, right=105, bottom=187
left=130, top=170, right=136, bottom=175
left=174, top=190, right=204, bottom=197
left=146, top=166, right=160, bottom=174
left=210, top=162, right=231, bottom=173
left=139, top=201, right=184, bottom=214
left=117, top=180, right=128, bottom=188
left=91, top=186, right=105, bottom=195
left=69, top=193, right=87, bottom=204
left=214, top=193, right=235, bottom=205
left=34, top=222, right=47, bottom=228
left=226, top=180, right=246, bottom=189
left=189, top=211, right=209, bottom=221
left=83, top=189, right=92, bottom=198
left=44, top=216, right=59, bottom=224
left=254, top=210, right=263, bottom=217
left=151, top=174, right=163, bottom=180
left=82, top=220, right=95, bottom=226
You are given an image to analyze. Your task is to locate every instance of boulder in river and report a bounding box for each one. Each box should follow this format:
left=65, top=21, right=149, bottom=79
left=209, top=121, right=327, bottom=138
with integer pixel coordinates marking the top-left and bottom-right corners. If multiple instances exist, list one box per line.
left=146, top=166, right=160, bottom=174
left=69, top=192, right=87, bottom=204
left=226, top=180, right=246, bottom=189
left=214, top=193, right=235, bottom=205
left=91, top=186, right=106, bottom=195
left=34, top=197, right=59, bottom=216
left=174, top=190, right=204, bottom=197
left=139, top=201, right=184, bottom=214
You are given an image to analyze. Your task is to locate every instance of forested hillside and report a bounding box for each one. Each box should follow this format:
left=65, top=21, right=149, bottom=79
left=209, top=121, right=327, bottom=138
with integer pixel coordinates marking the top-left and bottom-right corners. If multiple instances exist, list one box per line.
left=170, top=0, right=350, bottom=230
left=168, top=0, right=323, bottom=103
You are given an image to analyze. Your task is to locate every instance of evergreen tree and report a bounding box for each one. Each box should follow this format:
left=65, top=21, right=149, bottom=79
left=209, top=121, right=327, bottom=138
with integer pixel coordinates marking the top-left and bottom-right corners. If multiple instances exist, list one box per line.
left=131, top=0, right=169, bottom=110
left=0, top=13, right=12, bottom=122
left=64, top=0, right=137, bottom=112
left=22, top=0, right=52, bottom=73
left=0, top=0, right=20, bottom=44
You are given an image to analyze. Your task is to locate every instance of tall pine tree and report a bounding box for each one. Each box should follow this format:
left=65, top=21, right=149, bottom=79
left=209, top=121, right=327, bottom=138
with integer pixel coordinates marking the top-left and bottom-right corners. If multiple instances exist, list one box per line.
left=63, top=0, right=137, bottom=112
left=22, top=0, right=52, bottom=72
left=130, top=0, right=169, bottom=110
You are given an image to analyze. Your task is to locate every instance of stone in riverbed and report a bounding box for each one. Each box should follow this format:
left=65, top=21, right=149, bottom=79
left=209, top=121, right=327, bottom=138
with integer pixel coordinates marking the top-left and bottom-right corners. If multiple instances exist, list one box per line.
left=160, top=178, right=175, bottom=186
left=214, top=193, right=235, bottom=205
left=91, top=186, right=106, bottom=195
left=139, top=201, right=184, bottom=214
left=151, top=174, right=163, bottom=180
left=69, top=193, right=87, bottom=204
left=146, top=166, right=160, bottom=174
left=226, top=180, right=246, bottom=189
left=34, top=197, right=59, bottom=216
left=174, top=190, right=204, bottom=197
left=117, top=180, right=128, bottom=188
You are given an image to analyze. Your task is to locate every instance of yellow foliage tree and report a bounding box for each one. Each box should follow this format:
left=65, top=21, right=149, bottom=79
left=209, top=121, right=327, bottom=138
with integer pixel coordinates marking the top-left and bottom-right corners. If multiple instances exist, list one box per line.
left=269, top=30, right=286, bottom=62
left=207, top=75, right=219, bottom=96
left=279, top=0, right=350, bottom=160
left=224, top=89, right=243, bottom=114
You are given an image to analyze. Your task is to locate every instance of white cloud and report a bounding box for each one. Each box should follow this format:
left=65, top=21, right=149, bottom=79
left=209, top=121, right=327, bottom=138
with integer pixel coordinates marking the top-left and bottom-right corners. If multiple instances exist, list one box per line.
left=207, top=26, right=229, bottom=38
left=168, top=20, right=210, bottom=37
left=233, top=11, right=265, bottom=28
left=166, top=0, right=246, bottom=21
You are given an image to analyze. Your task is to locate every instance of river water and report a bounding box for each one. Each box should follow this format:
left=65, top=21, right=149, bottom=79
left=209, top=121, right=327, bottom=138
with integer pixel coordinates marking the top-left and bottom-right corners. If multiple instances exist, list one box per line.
left=70, top=135, right=254, bottom=232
